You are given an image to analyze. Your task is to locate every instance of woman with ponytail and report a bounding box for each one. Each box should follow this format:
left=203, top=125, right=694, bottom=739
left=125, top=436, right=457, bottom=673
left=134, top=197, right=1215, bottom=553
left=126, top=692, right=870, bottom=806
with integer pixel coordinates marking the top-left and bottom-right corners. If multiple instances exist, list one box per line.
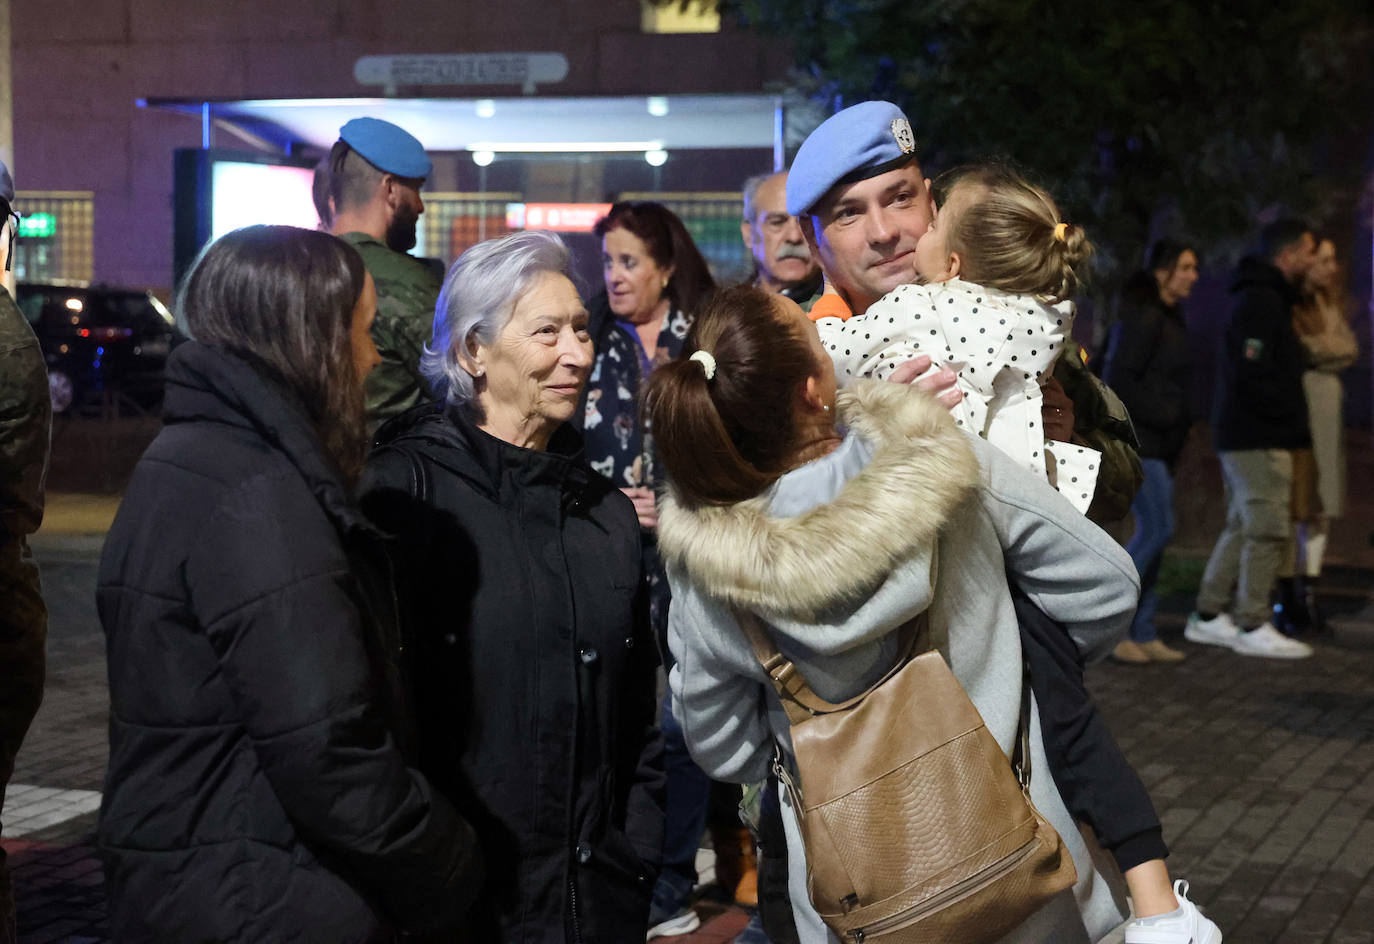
left=648, top=284, right=1221, bottom=944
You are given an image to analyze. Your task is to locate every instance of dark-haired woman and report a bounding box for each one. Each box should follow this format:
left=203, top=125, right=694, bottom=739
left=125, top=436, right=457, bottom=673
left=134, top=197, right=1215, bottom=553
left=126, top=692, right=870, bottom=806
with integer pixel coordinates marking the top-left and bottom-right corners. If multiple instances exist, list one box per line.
left=580, top=202, right=731, bottom=933
left=97, top=225, right=482, bottom=942
left=646, top=286, right=1222, bottom=944
left=1102, top=240, right=1199, bottom=664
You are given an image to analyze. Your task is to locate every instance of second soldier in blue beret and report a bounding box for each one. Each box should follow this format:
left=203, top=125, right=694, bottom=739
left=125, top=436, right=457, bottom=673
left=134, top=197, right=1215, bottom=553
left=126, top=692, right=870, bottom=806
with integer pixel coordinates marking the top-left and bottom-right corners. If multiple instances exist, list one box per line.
left=328, top=117, right=440, bottom=429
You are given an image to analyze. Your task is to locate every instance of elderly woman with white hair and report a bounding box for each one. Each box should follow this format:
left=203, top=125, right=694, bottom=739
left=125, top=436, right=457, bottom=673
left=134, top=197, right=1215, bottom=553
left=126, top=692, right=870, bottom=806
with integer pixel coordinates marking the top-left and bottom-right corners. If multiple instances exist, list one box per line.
left=360, top=230, right=665, bottom=942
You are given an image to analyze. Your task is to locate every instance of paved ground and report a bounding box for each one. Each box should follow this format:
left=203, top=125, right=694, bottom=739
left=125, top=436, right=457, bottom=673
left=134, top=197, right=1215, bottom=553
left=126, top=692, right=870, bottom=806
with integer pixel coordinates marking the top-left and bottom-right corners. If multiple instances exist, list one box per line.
left=5, top=534, right=1373, bottom=943
left=3, top=418, right=1373, bottom=942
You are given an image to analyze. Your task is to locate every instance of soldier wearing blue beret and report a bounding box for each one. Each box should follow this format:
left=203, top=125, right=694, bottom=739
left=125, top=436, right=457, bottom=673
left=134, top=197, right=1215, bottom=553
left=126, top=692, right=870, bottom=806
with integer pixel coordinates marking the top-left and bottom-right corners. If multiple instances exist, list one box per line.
left=0, top=154, right=52, bottom=944
left=328, top=118, right=440, bottom=428
left=785, top=100, right=935, bottom=321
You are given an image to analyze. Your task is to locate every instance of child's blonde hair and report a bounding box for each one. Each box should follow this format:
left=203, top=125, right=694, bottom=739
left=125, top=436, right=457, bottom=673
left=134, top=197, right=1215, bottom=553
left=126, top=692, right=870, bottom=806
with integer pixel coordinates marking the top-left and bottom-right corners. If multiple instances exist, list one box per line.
left=937, top=164, right=1093, bottom=303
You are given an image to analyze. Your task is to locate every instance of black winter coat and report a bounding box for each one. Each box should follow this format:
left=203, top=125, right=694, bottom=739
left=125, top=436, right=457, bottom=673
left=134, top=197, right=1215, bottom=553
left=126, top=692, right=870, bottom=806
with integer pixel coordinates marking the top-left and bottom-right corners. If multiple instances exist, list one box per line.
left=1102, top=273, right=1194, bottom=465
left=1212, top=257, right=1311, bottom=451
left=97, top=342, right=482, bottom=943
left=361, top=403, right=665, bottom=944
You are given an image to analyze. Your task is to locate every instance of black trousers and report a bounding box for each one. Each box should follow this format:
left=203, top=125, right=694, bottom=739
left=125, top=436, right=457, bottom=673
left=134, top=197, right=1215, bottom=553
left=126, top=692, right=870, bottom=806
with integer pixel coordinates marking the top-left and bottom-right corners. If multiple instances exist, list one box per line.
left=1010, top=581, right=1168, bottom=872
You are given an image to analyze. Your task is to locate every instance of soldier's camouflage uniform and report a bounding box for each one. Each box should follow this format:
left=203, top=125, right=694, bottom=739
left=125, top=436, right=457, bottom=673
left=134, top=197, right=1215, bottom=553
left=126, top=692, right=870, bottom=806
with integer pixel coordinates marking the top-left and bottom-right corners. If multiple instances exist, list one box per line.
left=0, top=287, right=50, bottom=943
left=340, top=232, right=441, bottom=431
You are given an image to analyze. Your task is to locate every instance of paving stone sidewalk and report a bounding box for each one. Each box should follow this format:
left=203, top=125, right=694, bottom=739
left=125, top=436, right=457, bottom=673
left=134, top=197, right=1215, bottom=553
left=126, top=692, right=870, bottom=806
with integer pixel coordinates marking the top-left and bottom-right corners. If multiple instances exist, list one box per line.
left=4, top=537, right=1373, bottom=943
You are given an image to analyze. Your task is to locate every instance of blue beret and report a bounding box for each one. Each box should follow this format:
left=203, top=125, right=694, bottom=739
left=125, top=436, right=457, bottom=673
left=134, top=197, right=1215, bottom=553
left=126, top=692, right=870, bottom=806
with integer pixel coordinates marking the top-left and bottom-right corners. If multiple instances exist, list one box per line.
left=339, top=117, right=432, bottom=180
left=786, top=101, right=918, bottom=217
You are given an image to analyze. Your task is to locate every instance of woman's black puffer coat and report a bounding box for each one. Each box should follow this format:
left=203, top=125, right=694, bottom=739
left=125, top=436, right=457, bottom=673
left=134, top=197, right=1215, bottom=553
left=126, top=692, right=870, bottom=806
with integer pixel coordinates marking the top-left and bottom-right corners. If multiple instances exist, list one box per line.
left=361, top=401, right=665, bottom=944
left=1102, top=273, right=1195, bottom=465
left=96, top=342, right=482, bottom=943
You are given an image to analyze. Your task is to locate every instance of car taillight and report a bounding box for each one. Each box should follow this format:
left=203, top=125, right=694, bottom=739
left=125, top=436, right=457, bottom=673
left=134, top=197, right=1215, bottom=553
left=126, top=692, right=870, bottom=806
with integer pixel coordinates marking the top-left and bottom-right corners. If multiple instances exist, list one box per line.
left=78, top=326, right=133, bottom=341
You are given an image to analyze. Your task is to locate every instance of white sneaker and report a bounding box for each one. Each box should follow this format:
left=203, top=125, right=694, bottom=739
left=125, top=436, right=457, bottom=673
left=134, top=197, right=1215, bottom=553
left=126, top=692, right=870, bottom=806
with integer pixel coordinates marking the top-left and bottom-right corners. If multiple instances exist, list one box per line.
left=1184, top=612, right=1239, bottom=647
left=1124, top=880, right=1222, bottom=944
left=1230, top=622, right=1313, bottom=660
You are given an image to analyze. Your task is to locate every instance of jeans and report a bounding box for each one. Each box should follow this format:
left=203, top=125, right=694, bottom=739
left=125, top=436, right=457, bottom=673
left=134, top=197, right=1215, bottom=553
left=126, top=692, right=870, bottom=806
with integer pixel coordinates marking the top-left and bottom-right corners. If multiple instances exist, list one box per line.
left=1126, top=459, right=1175, bottom=643
left=1197, top=449, right=1293, bottom=628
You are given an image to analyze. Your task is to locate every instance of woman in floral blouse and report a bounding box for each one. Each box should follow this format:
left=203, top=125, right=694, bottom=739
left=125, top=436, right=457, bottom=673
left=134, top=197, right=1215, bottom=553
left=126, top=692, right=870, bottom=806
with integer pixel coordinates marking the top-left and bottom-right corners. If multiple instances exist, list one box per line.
left=584, top=201, right=715, bottom=636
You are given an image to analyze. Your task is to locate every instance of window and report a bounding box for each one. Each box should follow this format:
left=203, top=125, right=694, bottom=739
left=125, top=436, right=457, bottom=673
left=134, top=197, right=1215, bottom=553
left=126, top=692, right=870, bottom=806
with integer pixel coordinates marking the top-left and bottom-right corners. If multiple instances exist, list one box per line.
left=641, top=0, right=720, bottom=33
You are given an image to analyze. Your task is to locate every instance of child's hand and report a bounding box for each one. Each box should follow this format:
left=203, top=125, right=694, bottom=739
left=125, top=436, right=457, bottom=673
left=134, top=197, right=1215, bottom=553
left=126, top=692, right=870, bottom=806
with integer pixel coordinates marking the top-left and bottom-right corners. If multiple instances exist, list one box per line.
left=889, top=355, right=964, bottom=410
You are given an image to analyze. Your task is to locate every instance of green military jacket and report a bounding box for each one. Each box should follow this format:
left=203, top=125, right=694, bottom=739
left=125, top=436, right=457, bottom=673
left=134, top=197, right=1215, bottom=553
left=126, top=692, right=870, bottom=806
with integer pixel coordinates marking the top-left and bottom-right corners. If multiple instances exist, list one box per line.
left=339, top=232, right=442, bottom=430
left=0, top=286, right=51, bottom=738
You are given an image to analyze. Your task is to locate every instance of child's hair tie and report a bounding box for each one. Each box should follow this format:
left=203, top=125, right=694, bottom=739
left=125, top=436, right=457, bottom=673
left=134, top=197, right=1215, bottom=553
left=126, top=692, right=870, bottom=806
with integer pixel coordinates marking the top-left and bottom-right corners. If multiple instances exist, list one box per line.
left=689, top=350, right=717, bottom=380
left=1053, top=222, right=1069, bottom=243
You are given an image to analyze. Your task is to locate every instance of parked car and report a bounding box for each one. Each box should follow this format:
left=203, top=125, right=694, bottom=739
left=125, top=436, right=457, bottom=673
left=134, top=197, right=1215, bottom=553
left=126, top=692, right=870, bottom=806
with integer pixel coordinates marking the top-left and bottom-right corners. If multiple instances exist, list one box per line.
left=16, top=281, right=180, bottom=414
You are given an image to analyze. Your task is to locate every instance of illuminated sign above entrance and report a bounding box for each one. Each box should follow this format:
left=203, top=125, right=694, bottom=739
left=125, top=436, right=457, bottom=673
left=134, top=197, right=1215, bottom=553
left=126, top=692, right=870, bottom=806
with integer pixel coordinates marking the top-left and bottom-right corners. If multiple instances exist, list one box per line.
left=18, top=213, right=56, bottom=238
left=354, top=53, right=569, bottom=95
left=505, top=203, right=612, bottom=232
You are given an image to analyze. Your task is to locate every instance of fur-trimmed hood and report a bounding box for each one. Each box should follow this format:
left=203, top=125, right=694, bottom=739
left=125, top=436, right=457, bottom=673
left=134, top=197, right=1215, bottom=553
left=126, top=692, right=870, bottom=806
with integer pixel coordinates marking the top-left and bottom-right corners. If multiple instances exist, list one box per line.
left=658, top=380, right=979, bottom=623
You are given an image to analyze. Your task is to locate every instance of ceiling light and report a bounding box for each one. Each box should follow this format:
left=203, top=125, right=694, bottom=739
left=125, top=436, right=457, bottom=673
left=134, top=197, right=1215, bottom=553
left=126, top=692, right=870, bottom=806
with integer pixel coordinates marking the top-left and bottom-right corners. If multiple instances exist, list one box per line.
left=475, top=99, right=496, bottom=118
left=645, top=149, right=669, bottom=167
left=471, top=150, right=496, bottom=166
left=466, top=140, right=665, bottom=154
left=647, top=96, right=670, bottom=117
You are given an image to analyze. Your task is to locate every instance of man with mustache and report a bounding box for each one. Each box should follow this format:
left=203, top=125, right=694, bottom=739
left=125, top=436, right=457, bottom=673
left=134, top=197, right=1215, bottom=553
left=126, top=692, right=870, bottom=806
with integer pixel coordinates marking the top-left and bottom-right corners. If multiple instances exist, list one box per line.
left=329, top=117, right=439, bottom=429
left=740, top=171, right=822, bottom=308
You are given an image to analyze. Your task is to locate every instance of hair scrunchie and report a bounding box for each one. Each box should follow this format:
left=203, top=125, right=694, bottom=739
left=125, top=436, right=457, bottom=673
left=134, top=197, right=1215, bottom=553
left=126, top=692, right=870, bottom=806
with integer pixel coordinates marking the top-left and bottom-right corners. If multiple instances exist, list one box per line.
left=689, top=350, right=717, bottom=380
left=1053, top=222, right=1069, bottom=243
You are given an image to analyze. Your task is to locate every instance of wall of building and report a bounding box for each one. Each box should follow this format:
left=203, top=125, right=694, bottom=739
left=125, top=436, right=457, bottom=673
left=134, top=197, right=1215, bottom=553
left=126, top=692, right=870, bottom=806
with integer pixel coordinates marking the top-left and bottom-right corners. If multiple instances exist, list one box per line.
left=9, top=0, right=794, bottom=291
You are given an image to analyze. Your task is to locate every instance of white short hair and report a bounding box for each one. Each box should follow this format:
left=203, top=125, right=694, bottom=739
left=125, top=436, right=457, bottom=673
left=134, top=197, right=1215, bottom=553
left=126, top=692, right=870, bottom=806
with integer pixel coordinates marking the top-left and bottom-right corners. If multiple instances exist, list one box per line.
left=421, top=230, right=573, bottom=407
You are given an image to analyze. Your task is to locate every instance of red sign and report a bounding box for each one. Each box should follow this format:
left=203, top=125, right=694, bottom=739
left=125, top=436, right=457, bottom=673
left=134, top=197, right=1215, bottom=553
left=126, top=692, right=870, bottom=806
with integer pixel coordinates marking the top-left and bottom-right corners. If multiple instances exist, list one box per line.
left=506, top=203, right=612, bottom=232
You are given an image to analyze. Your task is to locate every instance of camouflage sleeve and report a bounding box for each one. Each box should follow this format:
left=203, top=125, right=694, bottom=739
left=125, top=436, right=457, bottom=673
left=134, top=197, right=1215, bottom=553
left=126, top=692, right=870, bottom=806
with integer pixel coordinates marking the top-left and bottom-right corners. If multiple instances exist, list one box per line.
left=0, top=293, right=52, bottom=540
left=364, top=278, right=440, bottom=428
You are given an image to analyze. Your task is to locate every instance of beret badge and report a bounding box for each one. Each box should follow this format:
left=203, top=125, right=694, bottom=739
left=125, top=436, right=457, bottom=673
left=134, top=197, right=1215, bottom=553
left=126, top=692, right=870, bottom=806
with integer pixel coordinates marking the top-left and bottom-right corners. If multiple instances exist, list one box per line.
left=891, top=118, right=916, bottom=154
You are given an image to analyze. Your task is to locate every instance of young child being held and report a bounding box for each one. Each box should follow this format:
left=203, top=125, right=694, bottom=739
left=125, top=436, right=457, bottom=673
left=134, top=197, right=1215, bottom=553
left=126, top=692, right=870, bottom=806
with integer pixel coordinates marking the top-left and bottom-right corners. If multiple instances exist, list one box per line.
left=820, top=164, right=1222, bottom=944
left=819, top=164, right=1102, bottom=513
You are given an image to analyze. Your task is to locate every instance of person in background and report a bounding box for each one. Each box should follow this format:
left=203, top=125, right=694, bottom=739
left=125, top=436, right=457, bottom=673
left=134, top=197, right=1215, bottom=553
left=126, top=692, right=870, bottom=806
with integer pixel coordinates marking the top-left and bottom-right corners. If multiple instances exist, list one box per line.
left=1186, top=219, right=1317, bottom=659
left=97, top=225, right=482, bottom=942
left=742, top=170, right=823, bottom=308
left=1276, top=235, right=1359, bottom=634
left=736, top=167, right=826, bottom=944
left=1102, top=239, right=1200, bottom=663
left=577, top=202, right=732, bottom=938
left=312, top=154, right=334, bottom=230
left=328, top=116, right=440, bottom=429
left=0, top=157, right=53, bottom=944
left=362, top=230, right=665, bottom=942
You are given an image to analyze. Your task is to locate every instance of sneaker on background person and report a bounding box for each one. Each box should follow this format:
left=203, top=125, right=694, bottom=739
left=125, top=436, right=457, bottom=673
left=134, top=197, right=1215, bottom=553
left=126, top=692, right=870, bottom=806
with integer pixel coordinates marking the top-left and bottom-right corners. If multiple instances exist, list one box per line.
left=1229, top=622, right=1313, bottom=659
left=1138, top=639, right=1186, bottom=662
left=646, top=869, right=700, bottom=940
left=1113, top=639, right=1186, bottom=664
left=1112, top=640, right=1151, bottom=664
left=1124, top=880, right=1222, bottom=944
left=1184, top=611, right=1240, bottom=647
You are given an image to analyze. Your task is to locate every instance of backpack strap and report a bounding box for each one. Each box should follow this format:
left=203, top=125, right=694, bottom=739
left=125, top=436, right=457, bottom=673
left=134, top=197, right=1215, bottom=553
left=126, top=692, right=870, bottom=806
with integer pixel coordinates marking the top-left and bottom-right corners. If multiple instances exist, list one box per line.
left=735, top=610, right=922, bottom=727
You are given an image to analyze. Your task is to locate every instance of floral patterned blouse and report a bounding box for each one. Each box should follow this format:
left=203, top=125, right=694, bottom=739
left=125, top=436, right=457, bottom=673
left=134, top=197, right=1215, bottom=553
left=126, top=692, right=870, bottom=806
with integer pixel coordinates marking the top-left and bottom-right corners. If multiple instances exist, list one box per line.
left=583, top=308, right=692, bottom=490
left=582, top=307, right=692, bottom=640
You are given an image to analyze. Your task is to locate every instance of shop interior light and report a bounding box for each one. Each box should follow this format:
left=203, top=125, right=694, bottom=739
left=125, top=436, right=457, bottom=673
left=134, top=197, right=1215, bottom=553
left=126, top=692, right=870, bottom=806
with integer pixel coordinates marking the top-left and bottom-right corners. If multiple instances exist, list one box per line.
left=475, top=99, right=497, bottom=118
left=471, top=150, right=496, bottom=167
left=645, top=149, right=669, bottom=167
left=646, top=96, right=670, bottom=117
left=466, top=140, right=665, bottom=154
